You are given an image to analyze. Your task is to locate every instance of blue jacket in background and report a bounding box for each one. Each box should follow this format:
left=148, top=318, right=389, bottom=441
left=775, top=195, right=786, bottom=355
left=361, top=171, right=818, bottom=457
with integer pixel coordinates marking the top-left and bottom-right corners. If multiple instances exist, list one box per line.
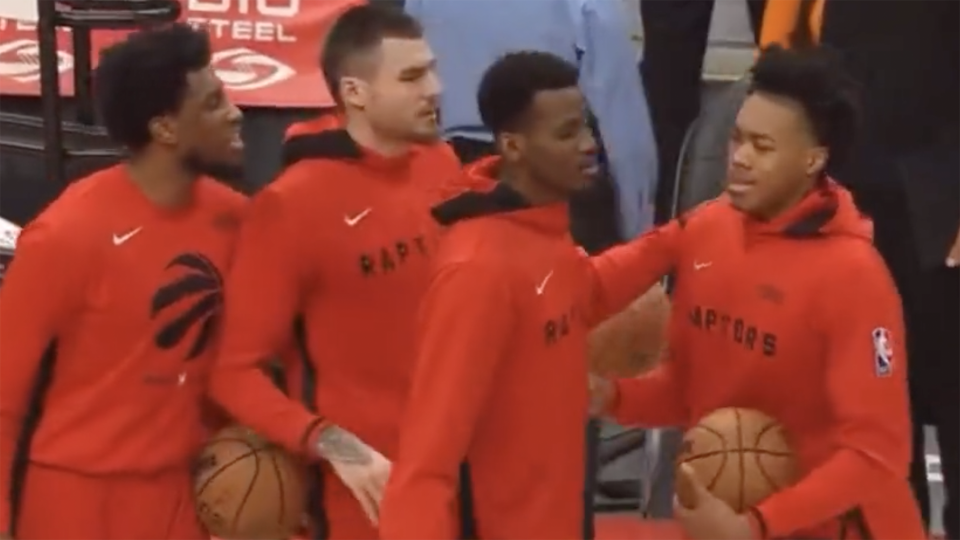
left=405, top=0, right=659, bottom=237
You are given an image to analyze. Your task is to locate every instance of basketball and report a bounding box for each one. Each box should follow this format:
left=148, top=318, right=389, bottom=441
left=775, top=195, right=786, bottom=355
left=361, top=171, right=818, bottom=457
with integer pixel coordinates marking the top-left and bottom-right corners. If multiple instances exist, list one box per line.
left=588, top=283, right=670, bottom=377
left=193, top=425, right=306, bottom=540
left=675, top=408, right=799, bottom=512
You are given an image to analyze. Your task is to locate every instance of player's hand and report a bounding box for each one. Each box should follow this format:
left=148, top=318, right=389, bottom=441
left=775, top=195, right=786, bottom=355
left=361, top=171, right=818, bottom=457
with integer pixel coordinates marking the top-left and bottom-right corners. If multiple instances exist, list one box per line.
left=313, top=425, right=392, bottom=525
left=588, top=373, right=616, bottom=416
left=674, top=463, right=754, bottom=540
left=946, top=226, right=960, bottom=268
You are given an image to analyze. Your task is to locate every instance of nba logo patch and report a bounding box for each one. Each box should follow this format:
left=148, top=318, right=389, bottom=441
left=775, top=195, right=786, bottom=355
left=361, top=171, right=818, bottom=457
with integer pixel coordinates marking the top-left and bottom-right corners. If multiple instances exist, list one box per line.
left=872, top=327, right=893, bottom=377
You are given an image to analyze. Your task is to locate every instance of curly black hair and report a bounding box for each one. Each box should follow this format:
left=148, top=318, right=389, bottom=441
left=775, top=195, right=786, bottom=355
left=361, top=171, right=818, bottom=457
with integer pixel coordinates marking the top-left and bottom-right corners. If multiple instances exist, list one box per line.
left=94, top=22, right=211, bottom=151
left=321, top=4, right=423, bottom=105
left=477, top=51, right=579, bottom=135
left=750, top=44, right=861, bottom=170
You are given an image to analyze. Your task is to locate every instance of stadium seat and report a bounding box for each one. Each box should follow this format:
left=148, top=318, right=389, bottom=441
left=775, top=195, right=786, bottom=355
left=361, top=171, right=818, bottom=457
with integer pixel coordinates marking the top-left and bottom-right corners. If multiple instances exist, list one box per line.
left=671, top=76, right=752, bottom=217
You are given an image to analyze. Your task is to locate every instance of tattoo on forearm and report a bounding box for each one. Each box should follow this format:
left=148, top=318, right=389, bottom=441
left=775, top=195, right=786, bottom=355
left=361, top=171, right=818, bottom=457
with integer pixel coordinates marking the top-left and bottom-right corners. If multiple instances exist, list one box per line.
left=316, top=425, right=372, bottom=465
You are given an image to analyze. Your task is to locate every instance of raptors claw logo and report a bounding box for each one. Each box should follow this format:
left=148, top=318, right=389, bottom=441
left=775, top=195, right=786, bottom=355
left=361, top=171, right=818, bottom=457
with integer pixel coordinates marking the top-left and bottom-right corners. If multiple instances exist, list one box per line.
left=0, top=39, right=74, bottom=83
left=211, top=47, right=295, bottom=91
left=151, top=253, right=225, bottom=361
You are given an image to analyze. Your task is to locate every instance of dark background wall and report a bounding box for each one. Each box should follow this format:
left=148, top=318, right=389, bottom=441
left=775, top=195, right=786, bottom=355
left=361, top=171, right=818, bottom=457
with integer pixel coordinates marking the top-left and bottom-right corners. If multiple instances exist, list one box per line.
left=0, top=96, right=320, bottom=226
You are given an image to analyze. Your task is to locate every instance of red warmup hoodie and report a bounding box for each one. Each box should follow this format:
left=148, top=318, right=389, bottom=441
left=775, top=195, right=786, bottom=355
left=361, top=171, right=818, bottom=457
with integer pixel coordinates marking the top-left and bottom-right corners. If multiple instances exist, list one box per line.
left=611, top=181, right=924, bottom=539
left=207, top=120, right=461, bottom=538
left=379, top=157, right=690, bottom=540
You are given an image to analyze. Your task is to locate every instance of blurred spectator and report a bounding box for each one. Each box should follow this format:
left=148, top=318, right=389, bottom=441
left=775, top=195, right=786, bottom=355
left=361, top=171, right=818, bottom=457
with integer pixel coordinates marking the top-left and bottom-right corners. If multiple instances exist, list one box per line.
left=821, top=2, right=959, bottom=538
left=405, top=0, right=658, bottom=242
left=641, top=0, right=767, bottom=223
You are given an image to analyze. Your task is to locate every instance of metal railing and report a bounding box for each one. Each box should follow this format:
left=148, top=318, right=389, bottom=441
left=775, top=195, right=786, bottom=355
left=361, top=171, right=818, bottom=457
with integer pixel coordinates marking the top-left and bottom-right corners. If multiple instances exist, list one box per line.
left=0, top=1, right=180, bottom=183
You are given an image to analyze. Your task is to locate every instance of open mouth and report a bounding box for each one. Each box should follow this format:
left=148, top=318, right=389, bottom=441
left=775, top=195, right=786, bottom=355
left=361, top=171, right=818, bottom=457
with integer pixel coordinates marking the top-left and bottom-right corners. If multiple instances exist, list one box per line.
left=580, top=160, right=600, bottom=177
left=229, top=132, right=244, bottom=151
left=726, top=176, right=755, bottom=195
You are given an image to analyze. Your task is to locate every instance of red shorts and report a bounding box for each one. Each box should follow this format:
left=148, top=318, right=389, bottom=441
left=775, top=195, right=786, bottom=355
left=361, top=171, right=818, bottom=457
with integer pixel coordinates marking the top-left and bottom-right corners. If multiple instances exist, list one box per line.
left=15, top=463, right=206, bottom=540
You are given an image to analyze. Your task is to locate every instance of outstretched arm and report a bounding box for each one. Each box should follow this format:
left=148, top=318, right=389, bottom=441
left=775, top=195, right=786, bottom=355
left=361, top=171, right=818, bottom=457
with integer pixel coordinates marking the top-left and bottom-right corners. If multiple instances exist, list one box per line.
left=597, top=357, right=688, bottom=428
left=586, top=218, right=684, bottom=325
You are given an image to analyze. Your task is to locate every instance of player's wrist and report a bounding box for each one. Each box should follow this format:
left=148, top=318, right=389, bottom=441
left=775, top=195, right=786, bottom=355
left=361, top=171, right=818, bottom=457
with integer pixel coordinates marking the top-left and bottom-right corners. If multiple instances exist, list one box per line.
left=302, top=417, right=332, bottom=460
left=310, top=423, right=373, bottom=465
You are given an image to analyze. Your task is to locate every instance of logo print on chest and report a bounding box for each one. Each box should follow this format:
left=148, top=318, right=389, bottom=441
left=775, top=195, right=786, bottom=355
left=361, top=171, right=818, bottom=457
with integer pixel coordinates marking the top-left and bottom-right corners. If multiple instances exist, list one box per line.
left=150, top=253, right=225, bottom=360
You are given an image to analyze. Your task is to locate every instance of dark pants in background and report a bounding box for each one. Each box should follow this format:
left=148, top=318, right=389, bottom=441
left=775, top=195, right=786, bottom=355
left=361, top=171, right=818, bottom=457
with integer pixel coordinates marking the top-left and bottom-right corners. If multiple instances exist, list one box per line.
left=640, top=0, right=766, bottom=223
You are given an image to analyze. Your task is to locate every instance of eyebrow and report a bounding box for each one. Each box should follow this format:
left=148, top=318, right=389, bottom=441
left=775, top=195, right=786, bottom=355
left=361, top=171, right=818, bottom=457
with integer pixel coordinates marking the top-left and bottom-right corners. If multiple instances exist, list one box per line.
left=733, top=125, right=776, bottom=143
left=399, top=58, right=437, bottom=76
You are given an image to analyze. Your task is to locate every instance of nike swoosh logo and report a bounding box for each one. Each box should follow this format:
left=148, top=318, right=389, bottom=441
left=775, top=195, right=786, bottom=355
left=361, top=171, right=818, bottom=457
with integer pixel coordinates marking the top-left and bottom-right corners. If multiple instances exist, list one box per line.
left=344, top=208, right=372, bottom=227
left=694, top=261, right=712, bottom=270
left=535, top=271, right=554, bottom=295
left=112, top=227, right=143, bottom=246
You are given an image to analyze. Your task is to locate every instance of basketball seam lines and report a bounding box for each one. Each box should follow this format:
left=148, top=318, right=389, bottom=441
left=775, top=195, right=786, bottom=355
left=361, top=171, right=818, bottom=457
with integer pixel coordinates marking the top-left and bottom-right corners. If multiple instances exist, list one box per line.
left=735, top=408, right=747, bottom=512
left=231, top=448, right=262, bottom=534
left=680, top=448, right=792, bottom=462
left=266, top=452, right=288, bottom=530
left=754, top=420, right=790, bottom=495
left=196, top=446, right=260, bottom=498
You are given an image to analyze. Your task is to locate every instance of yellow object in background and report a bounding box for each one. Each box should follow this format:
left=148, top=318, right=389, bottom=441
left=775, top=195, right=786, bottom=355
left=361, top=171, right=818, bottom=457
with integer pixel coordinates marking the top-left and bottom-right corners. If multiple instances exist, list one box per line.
left=759, top=0, right=824, bottom=48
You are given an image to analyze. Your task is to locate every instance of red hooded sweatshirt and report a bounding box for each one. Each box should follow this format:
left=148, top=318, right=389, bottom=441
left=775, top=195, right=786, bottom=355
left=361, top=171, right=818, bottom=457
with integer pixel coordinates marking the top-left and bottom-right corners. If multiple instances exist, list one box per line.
left=379, top=157, right=685, bottom=540
left=207, top=124, right=461, bottom=538
left=611, top=181, right=924, bottom=539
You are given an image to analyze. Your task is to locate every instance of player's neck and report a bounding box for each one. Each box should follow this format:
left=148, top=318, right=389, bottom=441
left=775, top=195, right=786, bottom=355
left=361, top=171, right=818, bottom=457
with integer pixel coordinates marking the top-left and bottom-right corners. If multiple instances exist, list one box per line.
left=499, top=167, right=566, bottom=206
left=344, top=116, right=412, bottom=158
left=755, top=176, right=819, bottom=221
left=125, top=154, right=198, bottom=209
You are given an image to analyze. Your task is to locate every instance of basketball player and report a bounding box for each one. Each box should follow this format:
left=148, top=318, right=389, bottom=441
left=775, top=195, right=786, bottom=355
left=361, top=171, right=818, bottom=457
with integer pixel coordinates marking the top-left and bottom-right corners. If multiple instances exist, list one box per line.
left=379, top=51, right=688, bottom=540
left=0, top=23, right=246, bottom=540
left=592, top=46, right=925, bottom=539
left=206, top=5, right=460, bottom=539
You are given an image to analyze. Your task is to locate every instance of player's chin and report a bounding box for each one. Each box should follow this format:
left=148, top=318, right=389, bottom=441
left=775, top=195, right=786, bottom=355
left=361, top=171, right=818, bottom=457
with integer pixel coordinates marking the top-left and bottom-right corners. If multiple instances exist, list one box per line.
left=407, top=124, right=442, bottom=144
left=727, top=189, right=760, bottom=215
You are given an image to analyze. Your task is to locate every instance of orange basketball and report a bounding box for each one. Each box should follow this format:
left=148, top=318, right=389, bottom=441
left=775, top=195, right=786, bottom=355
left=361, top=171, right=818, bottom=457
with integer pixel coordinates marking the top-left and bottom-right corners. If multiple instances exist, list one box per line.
left=193, top=425, right=306, bottom=540
left=588, top=284, right=670, bottom=377
left=675, top=408, right=799, bottom=512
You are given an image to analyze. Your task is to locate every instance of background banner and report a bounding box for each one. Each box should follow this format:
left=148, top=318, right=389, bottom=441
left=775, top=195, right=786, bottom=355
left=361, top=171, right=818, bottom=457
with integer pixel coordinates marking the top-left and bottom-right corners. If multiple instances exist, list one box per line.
left=0, top=0, right=361, bottom=108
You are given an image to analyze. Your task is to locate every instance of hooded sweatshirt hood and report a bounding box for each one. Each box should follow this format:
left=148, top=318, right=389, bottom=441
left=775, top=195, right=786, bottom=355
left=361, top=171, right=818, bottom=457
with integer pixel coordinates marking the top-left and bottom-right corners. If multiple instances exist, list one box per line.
left=431, top=156, right=569, bottom=235
left=738, top=177, right=873, bottom=241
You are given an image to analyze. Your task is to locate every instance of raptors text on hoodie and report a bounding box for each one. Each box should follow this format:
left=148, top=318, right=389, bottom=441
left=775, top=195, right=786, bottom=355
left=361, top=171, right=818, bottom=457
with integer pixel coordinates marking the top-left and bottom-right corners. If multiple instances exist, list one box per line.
left=207, top=126, right=461, bottom=539
left=379, top=156, right=690, bottom=540
left=611, top=181, right=925, bottom=539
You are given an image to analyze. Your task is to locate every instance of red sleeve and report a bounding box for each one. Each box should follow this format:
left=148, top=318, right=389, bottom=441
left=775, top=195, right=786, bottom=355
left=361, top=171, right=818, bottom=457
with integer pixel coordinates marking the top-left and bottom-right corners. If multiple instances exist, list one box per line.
left=755, top=254, right=911, bottom=538
left=380, top=262, right=514, bottom=540
left=610, top=359, right=688, bottom=426
left=0, top=222, right=84, bottom=533
left=207, top=178, right=324, bottom=456
left=587, top=219, right=683, bottom=325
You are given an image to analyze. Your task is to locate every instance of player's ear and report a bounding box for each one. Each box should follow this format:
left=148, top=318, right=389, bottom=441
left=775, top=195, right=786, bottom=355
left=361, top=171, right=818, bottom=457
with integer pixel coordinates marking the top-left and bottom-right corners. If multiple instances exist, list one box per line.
left=339, top=76, right=367, bottom=110
left=498, top=132, right=523, bottom=163
left=148, top=115, right=177, bottom=146
left=805, top=146, right=828, bottom=177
